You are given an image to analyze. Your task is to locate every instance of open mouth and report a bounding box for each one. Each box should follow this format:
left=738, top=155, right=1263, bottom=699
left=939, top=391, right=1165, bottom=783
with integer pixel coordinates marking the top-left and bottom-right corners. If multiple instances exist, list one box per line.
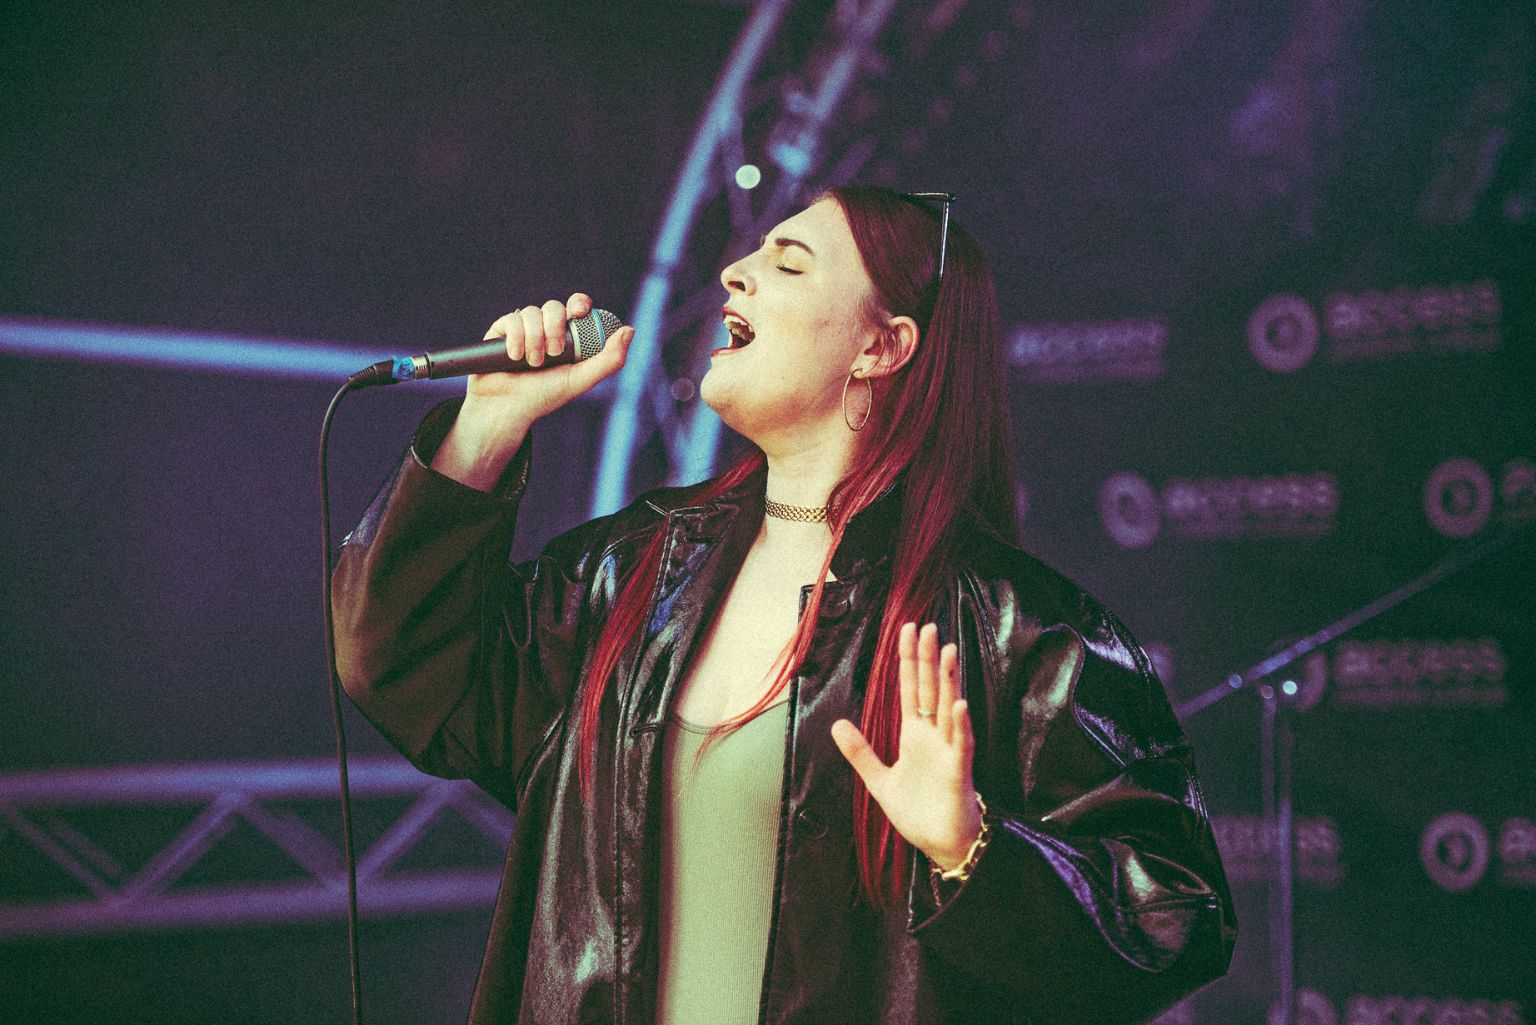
left=722, top=310, right=755, bottom=348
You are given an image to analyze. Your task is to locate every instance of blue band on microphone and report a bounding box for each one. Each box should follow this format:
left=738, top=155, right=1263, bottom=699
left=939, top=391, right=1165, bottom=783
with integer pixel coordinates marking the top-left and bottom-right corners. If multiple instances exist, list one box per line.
left=391, top=356, right=417, bottom=381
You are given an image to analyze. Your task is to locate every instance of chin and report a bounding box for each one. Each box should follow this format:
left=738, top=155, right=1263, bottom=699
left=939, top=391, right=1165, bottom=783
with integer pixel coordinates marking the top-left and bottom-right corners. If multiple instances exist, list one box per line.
left=701, top=372, right=775, bottom=446
left=699, top=372, right=743, bottom=431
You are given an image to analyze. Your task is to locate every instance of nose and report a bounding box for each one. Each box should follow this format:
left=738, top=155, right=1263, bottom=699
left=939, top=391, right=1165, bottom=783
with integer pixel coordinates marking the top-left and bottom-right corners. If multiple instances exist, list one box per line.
left=720, top=254, right=752, bottom=295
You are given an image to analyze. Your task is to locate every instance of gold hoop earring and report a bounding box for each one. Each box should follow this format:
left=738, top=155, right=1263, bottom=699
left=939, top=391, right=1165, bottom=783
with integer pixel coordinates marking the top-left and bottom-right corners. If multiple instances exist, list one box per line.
left=842, top=371, right=872, bottom=432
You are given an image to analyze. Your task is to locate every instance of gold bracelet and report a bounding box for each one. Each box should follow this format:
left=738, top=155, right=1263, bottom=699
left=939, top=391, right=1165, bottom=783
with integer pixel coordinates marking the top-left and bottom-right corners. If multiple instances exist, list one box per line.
left=931, top=792, right=990, bottom=882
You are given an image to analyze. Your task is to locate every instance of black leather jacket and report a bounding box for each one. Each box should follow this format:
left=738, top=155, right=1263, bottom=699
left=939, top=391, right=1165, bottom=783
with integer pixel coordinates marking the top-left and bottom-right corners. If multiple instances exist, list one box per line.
left=332, top=399, right=1236, bottom=1025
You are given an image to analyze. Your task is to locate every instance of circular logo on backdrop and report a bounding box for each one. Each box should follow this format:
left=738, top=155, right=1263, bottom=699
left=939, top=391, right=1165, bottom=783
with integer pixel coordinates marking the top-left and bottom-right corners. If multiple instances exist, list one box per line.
left=1099, top=473, right=1161, bottom=549
left=1248, top=294, right=1321, bottom=373
left=1424, top=459, right=1494, bottom=538
left=1420, top=812, right=1491, bottom=892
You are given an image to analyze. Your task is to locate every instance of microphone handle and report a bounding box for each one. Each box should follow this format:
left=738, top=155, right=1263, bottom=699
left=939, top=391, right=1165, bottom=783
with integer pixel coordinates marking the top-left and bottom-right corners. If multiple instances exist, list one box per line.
left=389, top=307, right=621, bottom=382
left=422, top=338, right=580, bottom=378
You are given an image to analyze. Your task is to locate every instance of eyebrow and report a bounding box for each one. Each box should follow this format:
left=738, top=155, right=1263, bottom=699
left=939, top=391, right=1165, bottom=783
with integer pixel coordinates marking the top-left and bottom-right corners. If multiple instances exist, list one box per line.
left=759, top=233, right=815, bottom=257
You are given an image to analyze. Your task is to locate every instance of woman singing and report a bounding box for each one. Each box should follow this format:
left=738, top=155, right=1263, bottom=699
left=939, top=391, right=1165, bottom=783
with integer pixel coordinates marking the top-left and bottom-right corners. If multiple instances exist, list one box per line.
left=332, top=185, right=1236, bottom=1024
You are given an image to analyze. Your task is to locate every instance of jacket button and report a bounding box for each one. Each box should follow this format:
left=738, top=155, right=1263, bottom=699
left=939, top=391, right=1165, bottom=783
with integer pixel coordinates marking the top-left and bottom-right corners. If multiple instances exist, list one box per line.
left=796, top=807, right=828, bottom=839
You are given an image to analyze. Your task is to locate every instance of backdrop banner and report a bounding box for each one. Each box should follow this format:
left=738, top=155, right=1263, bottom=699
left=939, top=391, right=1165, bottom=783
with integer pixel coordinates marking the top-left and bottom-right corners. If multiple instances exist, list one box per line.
left=1002, top=225, right=1535, bottom=1023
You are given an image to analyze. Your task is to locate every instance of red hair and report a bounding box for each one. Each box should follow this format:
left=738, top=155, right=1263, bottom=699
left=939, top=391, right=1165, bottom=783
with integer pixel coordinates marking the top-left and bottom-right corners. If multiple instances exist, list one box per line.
left=575, top=185, right=1018, bottom=909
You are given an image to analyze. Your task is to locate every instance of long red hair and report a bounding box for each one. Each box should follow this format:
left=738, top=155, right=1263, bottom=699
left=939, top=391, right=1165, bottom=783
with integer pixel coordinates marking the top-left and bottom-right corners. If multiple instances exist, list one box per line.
left=576, top=185, right=1018, bottom=909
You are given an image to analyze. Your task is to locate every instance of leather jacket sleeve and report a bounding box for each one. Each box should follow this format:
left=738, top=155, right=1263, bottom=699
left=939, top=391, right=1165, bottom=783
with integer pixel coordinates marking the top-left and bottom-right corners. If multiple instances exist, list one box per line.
left=907, top=569, right=1237, bottom=1024
left=330, top=398, right=610, bottom=808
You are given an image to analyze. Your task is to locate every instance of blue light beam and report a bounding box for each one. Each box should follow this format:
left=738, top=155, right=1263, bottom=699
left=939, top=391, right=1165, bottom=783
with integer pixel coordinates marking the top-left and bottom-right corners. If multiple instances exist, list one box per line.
left=0, top=316, right=457, bottom=386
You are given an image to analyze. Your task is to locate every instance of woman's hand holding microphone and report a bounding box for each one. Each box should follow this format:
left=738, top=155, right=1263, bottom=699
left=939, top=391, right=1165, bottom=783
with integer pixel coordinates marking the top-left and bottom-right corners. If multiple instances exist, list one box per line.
left=432, top=293, right=634, bottom=491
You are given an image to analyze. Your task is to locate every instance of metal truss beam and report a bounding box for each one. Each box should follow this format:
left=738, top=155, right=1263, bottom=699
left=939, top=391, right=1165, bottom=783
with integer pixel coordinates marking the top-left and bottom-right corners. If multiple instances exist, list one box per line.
left=0, top=757, right=512, bottom=937
left=590, top=0, right=798, bottom=514
left=589, top=0, right=1023, bottom=515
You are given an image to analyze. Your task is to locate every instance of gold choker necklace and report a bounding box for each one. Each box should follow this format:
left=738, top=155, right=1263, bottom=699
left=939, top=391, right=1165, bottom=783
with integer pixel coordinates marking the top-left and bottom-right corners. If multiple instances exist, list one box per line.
left=764, top=498, right=828, bottom=523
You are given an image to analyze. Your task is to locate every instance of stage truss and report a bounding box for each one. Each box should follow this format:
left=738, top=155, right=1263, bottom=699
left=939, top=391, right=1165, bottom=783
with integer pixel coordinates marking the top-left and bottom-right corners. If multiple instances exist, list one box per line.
left=590, top=0, right=1032, bottom=514
left=0, top=758, right=511, bottom=937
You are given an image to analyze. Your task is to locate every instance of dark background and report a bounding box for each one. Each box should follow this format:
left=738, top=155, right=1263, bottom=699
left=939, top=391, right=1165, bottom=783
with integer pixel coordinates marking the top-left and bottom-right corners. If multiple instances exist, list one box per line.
left=3, top=1, right=1533, bottom=1022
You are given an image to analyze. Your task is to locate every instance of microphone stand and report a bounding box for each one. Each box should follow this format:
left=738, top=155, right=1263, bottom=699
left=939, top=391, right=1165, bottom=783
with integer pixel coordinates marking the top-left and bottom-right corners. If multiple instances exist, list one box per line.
left=1175, top=518, right=1535, bottom=1025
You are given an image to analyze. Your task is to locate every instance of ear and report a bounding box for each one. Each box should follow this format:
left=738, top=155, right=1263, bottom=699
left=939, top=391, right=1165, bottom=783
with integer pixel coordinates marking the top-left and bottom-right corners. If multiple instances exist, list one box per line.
left=854, top=315, right=920, bottom=380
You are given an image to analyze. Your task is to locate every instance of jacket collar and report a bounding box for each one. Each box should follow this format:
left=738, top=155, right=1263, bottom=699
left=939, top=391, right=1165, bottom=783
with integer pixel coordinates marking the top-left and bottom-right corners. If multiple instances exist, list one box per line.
left=644, top=461, right=905, bottom=582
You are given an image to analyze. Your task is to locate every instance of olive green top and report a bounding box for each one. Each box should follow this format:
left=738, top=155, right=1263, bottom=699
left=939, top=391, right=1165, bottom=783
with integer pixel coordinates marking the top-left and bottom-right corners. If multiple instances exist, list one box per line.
left=655, top=699, right=790, bottom=1025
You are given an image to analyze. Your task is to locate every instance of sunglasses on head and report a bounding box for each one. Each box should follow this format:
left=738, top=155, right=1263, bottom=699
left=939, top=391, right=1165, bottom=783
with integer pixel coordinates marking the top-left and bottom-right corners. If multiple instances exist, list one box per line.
left=899, top=191, right=956, bottom=283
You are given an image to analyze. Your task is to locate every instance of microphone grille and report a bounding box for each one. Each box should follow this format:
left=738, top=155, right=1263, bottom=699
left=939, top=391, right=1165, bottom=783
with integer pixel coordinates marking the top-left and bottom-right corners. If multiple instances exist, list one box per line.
left=571, top=308, right=623, bottom=362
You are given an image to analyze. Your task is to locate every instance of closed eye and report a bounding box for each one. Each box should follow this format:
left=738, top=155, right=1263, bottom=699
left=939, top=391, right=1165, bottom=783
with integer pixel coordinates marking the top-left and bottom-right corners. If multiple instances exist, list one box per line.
left=776, top=266, right=803, bottom=275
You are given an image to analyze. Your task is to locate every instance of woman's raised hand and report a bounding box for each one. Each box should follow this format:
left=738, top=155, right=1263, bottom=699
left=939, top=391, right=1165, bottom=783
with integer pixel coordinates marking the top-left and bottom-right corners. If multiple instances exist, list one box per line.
left=830, top=622, right=984, bottom=873
left=434, top=293, right=634, bottom=491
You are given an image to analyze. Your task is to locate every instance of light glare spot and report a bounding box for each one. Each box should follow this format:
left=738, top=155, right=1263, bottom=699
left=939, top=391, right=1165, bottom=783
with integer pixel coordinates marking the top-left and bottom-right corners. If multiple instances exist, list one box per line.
left=735, top=164, right=762, bottom=189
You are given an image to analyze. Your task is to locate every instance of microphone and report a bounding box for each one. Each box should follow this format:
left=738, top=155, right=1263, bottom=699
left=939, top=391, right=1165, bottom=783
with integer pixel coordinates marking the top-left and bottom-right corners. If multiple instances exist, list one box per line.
left=347, top=308, right=624, bottom=388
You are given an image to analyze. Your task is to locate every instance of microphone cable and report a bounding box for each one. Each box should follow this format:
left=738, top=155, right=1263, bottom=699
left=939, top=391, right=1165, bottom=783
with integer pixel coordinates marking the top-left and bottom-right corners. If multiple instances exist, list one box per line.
left=312, top=316, right=615, bottom=1021
left=318, top=359, right=394, bottom=1025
